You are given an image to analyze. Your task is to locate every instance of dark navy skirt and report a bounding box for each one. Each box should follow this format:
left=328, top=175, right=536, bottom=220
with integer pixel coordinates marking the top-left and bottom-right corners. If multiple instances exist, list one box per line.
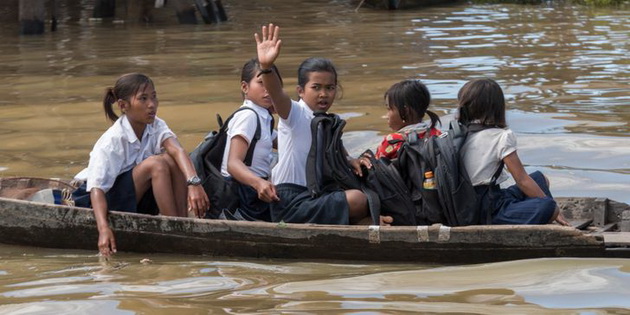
left=270, top=183, right=349, bottom=224
left=490, top=171, right=557, bottom=225
left=224, top=176, right=271, bottom=222
left=72, top=169, right=158, bottom=215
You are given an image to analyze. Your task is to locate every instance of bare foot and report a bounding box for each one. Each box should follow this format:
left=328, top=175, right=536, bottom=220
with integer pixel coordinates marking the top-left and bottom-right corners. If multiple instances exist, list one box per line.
left=380, top=215, right=393, bottom=226
left=555, top=212, right=570, bottom=226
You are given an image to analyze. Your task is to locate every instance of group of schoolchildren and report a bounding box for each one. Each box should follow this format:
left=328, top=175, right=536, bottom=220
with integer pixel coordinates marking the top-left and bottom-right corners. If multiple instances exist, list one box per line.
left=72, top=24, right=568, bottom=256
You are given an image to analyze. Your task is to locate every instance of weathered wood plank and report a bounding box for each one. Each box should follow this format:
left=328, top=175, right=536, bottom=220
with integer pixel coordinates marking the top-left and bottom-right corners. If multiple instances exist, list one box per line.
left=0, top=177, right=628, bottom=263
left=570, top=219, right=593, bottom=230
left=0, top=196, right=618, bottom=263
left=602, top=232, right=630, bottom=247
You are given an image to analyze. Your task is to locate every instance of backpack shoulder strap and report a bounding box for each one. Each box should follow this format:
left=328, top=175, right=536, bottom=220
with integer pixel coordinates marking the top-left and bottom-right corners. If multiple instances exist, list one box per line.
left=222, top=107, right=262, bottom=167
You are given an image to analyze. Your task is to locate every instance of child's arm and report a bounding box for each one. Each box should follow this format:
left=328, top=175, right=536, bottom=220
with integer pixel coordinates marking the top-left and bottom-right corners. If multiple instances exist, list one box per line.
left=227, top=136, right=279, bottom=202
left=255, top=24, right=292, bottom=120
left=162, top=137, right=210, bottom=218
left=90, top=188, right=116, bottom=256
left=503, top=151, right=547, bottom=198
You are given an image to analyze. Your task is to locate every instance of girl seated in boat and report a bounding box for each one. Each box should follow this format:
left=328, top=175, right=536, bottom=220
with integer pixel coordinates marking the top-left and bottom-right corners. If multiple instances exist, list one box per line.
left=362, top=79, right=441, bottom=162
left=72, top=73, right=209, bottom=256
left=255, top=24, right=392, bottom=226
left=220, top=58, right=280, bottom=221
left=456, top=78, right=569, bottom=225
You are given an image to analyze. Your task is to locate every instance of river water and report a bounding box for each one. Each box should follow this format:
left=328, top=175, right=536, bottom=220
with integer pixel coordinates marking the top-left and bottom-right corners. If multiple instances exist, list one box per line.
left=0, top=0, right=629, bottom=313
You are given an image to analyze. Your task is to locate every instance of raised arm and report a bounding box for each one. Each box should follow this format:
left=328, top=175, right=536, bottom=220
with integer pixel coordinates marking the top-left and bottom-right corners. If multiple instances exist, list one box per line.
left=255, top=24, right=292, bottom=119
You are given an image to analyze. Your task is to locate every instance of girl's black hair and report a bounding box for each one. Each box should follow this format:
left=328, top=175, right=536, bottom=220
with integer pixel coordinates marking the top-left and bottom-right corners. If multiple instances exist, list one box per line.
left=384, top=79, right=440, bottom=129
left=457, top=78, right=507, bottom=128
left=297, top=57, right=338, bottom=88
left=241, top=57, right=283, bottom=88
left=103, top=73, right=154, bottom=123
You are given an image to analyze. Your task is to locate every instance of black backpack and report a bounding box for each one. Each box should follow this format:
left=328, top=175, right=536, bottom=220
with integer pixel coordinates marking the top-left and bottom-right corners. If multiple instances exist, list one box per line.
left=397, top=121, right=503, bottom=226
left=189, top=107, right=272, bottom=219
left=361, top=150, right=417, bottom=226
left=305, top=112, right=380, bottom=225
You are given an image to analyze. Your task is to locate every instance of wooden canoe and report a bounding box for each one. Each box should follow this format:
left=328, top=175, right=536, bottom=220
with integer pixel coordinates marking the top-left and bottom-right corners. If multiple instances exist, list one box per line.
left=0, top=177, right=629, bottom=263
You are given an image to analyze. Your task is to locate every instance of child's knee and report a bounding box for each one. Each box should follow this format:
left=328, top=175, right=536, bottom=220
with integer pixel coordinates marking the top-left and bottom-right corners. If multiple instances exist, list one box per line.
left=345, top=189, right=367, bottom=211
left=145, top=155, right=171, bottom=175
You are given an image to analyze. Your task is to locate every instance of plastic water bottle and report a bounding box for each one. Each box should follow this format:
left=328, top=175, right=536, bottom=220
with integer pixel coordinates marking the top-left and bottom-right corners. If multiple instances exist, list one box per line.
left=423, top=171, right=436, bottom=190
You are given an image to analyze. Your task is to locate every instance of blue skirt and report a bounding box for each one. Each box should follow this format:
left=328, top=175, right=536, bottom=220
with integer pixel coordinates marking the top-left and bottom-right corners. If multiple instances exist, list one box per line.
left=271, top=183, right=349, bottom=224
left=224, top=176, right=271, bottom=222
left=72, top=169, right=158, bottom=215
left=490, top=171, right=557, bottom=225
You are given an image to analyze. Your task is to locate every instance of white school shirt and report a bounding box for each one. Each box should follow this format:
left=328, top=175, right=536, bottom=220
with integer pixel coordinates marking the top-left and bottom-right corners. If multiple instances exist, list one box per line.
left=220, top=100, right=277, bottom=178
left=460, top=128, right=517, bottom=186
left=74, top=115, right=175, bottom=193
left=272, top=99, right=314, bottom=186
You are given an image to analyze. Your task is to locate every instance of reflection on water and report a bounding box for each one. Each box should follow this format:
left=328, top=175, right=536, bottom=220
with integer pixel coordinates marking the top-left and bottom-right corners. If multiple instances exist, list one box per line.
left=0, top=1, right=629, bottom=312
left=0, top=244, right=628, bottom=313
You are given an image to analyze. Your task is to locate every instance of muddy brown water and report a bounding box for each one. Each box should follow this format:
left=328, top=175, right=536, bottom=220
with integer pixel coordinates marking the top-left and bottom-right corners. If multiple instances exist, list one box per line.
left=0, top=1, right=628, bottom=313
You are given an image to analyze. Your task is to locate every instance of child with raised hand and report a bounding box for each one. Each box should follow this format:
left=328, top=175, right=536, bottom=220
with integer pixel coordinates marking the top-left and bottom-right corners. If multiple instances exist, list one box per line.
left=255, top=24, right=390, bottom=226
left=457, top=78, right=569, bottom=226
left=374, top=79, right=441, bottom=160
left=220, top=58, right=280, bottom=221
left=72, top=73, right=209, bottom=256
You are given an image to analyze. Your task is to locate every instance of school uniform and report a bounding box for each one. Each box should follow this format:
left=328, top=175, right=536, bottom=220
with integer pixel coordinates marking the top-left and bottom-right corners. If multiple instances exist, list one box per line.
left=270, top=99, right=350, bottom=224
left=220, top=100, right=276, bottom=221
left=72, top=115, right=175, bottom=214
left=461, top=128, right=556, bottom=224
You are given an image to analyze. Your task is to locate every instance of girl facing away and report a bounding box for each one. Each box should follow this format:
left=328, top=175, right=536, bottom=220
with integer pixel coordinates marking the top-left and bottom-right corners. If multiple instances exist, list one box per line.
left=457, top=78, right=569, bottom=225
left=255, top=24, right=392, bottom=226
left=72, top=73, right=209, bottom=256
left=220, top=58, right=280, bottom=221
left=373, top=79, right=441, bottom=160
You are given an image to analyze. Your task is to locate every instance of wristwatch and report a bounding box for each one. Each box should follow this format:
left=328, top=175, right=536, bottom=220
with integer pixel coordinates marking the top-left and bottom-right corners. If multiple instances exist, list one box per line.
left=186, top=175, right=202, bottom=186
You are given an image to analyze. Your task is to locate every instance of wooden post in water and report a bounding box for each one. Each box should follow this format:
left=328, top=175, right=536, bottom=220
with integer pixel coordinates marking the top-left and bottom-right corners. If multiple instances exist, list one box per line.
left=195, top=0, right=227, bottom=24
left=126, top=0, right=155, bottom=23
left=172, top=0, right=198, bottom=24
left=50, top=0, right=57, bottom=31
left=19, top=0, right=46, bottom=35
left=93, top=0, right=116, bottom=18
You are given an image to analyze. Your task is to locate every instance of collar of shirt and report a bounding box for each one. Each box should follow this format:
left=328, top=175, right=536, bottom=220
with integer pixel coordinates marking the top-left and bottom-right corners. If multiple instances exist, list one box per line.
left=242, top=99, right=273, bottom=122
left=399, top=121, right=429, bottom=133
left=298, top=98, right=314, bottom=116
left=120, top=114, right=156, bottom=144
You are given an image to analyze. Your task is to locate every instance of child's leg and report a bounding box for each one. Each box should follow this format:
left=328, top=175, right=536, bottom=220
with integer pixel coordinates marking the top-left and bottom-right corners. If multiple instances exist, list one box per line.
left=345, top=189, right=368, bottom=224
left=132, top=155, right=180, bottom=217
left=161, top=153, right=187, bottom=217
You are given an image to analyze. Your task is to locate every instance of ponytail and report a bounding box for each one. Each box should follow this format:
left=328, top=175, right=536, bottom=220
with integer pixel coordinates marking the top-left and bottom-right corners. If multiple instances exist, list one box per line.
left=101, top=73, right=154, bottom=124
left=385, top=79, right=441, bottom=129
left=425, top=109, right=441, bottom=130
left=103, top=87, right=119, bottom=123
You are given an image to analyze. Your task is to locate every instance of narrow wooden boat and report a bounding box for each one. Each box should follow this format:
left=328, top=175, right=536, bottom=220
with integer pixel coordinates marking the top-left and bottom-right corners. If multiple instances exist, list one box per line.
left=0, top=177, right=628, bottom=263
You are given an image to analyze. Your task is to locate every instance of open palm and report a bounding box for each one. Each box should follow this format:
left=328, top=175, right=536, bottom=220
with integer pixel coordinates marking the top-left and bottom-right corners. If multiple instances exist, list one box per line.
left=255, top=23, right=282, bottom=68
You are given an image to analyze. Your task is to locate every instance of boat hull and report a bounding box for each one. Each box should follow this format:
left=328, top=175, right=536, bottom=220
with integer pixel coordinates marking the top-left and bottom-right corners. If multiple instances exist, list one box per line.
left=1, top=196, right=625, bottom=263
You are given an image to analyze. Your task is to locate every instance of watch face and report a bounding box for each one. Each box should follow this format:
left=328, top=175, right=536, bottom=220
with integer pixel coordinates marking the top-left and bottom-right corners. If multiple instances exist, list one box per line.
left=188, top=176, right=201, bottom=185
